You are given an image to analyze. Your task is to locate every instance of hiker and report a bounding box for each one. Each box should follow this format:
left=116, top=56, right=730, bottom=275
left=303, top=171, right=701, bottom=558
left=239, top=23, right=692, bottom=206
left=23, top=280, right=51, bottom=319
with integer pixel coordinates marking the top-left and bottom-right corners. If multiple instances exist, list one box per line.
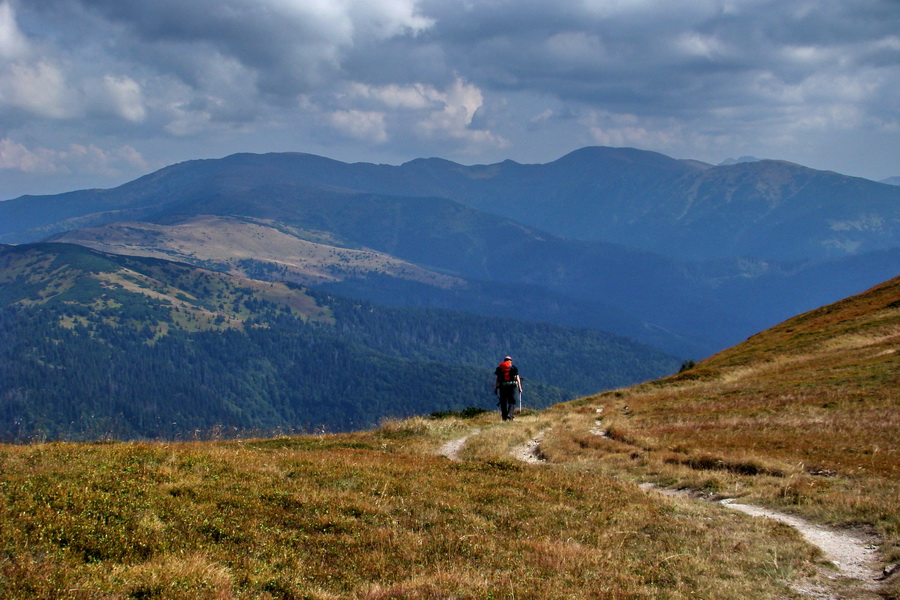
left=493, top=356, right=522, bottom=421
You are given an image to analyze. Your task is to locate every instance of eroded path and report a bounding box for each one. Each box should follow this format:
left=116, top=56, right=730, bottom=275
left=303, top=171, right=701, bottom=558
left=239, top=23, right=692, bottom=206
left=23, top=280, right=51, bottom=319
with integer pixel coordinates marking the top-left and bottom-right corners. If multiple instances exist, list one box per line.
left=509, top=428, right=548, bottom=464
left=443, top=423, right=888, bottom=598
left=437, top=429, right=480, bottom=461
left=525, top=425, right=886, bottom=599
left=639, top=483, right=884, bottom=598
left=720, top=499, right=881, bottom=584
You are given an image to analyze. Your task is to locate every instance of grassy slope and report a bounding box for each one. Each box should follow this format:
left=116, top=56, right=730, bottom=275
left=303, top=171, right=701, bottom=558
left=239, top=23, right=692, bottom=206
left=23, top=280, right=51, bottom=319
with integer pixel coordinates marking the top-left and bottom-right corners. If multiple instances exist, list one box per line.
left=527, top=275, right=899, bottom=597
left=0, top=242, right=334, bottom=332
left=0, top=277, right=896, bottom=599
left=51, top=216, right=464, bottom=290
left=571, top=274, right=899, bottom=503
left=0, top=423, right=817, bottom=600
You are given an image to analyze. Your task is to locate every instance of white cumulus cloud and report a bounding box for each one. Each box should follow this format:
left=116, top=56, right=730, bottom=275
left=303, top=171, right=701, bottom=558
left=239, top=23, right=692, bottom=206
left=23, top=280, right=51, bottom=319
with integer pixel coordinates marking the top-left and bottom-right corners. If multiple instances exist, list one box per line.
left=100, top=75, right=147, bottom=123
left=0, top=0, right=27, bottom=59
left=329, top=109, right=388, bottom=143
left=0, top=138, right=147, bottom=174
left=2, top=60, right=71, bottom=118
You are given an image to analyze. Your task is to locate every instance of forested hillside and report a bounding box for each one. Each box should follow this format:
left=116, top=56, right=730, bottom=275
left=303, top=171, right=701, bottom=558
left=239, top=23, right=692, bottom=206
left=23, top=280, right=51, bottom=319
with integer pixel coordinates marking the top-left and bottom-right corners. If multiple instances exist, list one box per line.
left=0, top=306, right=517, bottom=440
left=0, top=243, right=678, bottom=441
left=320, top=295, right=673, bottom=395
left=3, top=147, right=898, bottom=360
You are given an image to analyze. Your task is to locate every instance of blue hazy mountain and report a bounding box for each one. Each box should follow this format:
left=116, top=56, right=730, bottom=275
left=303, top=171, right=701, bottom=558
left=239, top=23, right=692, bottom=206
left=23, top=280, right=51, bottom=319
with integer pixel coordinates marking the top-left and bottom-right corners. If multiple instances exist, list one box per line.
left=1, top=147, right=897, bottom=360
left=4, top=146, right=899, bottom=261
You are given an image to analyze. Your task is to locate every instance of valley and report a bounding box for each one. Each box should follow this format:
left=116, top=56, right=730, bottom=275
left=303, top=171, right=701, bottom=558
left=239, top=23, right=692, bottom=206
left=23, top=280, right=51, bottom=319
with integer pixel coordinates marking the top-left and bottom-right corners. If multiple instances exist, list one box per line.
left=1, top=145, right=897, bottom=444
left=0, top=242, right=678, bottom=441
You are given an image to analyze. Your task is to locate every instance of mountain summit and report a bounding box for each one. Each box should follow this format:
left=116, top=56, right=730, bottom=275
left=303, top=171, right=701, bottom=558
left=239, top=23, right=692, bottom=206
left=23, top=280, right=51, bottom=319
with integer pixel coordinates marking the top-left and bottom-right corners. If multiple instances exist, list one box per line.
left=1, top=146, right=897, bottom=358
left=3, top=146, right=899, bottom=261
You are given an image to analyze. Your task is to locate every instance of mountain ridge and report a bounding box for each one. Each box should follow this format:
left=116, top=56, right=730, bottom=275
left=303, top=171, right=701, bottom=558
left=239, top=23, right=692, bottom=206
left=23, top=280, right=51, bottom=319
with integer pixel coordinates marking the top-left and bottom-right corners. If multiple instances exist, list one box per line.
left=3, top=146, right=898, bottom=261
left=2, top=146, right=897, bottom=359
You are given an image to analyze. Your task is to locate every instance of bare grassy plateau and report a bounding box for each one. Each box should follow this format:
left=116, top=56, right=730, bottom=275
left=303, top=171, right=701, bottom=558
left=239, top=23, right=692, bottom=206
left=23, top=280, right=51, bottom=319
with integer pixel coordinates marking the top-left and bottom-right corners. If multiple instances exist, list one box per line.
left=1, top=277, right=897, bottom=599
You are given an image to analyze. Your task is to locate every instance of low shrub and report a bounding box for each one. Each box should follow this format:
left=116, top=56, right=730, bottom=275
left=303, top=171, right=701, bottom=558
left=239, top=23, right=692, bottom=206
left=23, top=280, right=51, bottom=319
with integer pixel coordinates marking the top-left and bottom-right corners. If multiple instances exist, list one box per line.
left=428, top=406, right=488, bottom=420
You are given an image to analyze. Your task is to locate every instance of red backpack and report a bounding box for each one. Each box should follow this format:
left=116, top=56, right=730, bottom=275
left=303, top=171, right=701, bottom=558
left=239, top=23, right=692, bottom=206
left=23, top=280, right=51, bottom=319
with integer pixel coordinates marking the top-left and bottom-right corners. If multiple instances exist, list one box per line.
left=496, top=360, right=518, bottom=385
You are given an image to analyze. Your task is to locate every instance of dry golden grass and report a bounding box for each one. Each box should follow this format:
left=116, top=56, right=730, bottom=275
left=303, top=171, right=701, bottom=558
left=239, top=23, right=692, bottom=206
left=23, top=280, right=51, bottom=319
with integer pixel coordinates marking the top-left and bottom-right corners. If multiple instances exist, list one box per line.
left=55, top=216, right=464, bottom=290
left=539, top=276, right=900, bottom=597
left=1, top=278, right=896, bottom=598
left=1, top=423, right=822, bottom=599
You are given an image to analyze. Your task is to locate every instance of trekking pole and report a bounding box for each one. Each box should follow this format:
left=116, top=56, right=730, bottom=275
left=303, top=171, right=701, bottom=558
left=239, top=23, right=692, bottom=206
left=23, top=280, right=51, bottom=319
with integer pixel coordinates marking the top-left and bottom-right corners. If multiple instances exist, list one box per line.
left=518, top=388, right=523, bottom=415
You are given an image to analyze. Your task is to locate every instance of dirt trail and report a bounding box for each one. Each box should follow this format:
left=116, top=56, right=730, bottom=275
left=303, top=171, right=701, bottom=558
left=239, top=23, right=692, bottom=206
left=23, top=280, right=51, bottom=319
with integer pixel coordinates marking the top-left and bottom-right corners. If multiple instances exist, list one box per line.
left=439, top=428, right=547, bottom=463
left=452, top=428, right=888, bottom=598
left=640, top=484, right=884, bottom=596
left=719, top=499, right=881, bottom=584
left=591, top=395, right=884, bottom=591
left=509, top=429, right=548, bottom=463
left=438, top=430, right=480, bottom=461
left=541, top=427, right=886, bottom=599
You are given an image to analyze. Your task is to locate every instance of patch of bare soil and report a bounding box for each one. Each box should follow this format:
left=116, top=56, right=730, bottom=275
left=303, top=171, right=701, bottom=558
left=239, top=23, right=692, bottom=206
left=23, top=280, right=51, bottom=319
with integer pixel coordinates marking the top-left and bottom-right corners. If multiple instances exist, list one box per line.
left=719, top=499, right=881, bottom=584
left=641, top=484, right=886, bottom=599
left=510, top=429, right=548, bottom=464
left=438, top=430, right=480, bottom=461
left=590, top=407, right=608, bottom=437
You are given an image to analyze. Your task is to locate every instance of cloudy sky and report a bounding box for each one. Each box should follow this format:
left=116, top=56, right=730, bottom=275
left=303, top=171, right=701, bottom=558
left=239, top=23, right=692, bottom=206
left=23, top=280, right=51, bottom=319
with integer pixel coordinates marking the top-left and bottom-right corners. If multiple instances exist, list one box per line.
left=1, top=0, right=898, bottom=199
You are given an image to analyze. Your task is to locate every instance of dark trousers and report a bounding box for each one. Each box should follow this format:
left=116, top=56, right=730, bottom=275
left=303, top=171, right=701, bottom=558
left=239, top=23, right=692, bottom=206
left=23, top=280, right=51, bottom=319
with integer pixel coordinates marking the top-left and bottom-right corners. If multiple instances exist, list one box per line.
left=498, top=386, right=517, bottom=421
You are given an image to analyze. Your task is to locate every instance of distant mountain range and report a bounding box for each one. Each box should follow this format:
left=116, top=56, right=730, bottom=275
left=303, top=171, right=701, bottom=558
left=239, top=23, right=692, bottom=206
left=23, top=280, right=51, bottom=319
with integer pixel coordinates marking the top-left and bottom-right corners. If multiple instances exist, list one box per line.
left=1, top=146, right=896, bottom=356
left=3, top=147, right=899, bottom=261
left=1, top=147, right=898, bottom=357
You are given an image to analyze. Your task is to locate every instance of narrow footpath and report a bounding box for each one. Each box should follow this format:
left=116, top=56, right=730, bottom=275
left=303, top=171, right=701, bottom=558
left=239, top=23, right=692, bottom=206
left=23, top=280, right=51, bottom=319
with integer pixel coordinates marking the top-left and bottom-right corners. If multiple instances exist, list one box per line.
left=438, top=429, right=480, bottom=462
left=507, top=424, right=887, bottom=600
left=439, top=424, right=888, bottom=599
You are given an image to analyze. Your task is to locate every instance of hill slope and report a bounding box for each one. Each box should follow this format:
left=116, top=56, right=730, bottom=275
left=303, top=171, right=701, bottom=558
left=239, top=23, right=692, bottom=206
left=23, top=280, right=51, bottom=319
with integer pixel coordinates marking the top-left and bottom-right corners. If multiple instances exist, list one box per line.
left=48, top=208, right=756, bottom=358
left=0, top=277, right=895, bottom=599
left=0, top=243, right=679, bottom=440
left=592, top=274, right=899, bottom=479
left=47, top=214, right=465, bottom=289
left=447, top=274, right=899, bottom=597
left=528, top=275, right=899, bottom=595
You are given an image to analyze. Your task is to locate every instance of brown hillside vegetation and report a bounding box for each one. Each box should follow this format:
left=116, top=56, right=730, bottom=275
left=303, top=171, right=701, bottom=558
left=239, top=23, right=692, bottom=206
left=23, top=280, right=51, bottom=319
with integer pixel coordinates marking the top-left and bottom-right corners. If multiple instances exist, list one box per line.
left=0, top=277, right=897, bottom=599
left=579, top=273, right=900, bottom=482
left=500, top=275, right=898, bottom=598
left=52, top=216, right=464, bottom=289
left=0, top=430, right=821, bottom=600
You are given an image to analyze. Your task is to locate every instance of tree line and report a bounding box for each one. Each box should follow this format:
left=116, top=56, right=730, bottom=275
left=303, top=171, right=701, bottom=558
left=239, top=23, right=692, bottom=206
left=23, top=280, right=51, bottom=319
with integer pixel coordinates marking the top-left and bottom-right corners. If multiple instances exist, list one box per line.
left=0, top=243, right=678, bottom=442
left=0, top=305, right=575, bottom=442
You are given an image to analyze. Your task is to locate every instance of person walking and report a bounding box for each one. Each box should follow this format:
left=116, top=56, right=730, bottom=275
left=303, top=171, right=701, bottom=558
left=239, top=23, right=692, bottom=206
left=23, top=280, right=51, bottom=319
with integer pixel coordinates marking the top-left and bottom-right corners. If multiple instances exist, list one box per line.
left=493, top=356, right=522, bottom=421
